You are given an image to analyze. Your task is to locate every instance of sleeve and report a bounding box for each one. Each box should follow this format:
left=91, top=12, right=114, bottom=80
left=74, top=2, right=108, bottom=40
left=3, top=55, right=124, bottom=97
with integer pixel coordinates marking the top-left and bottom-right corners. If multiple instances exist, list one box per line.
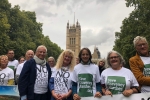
left=130, top=71, right=139, bottom=87
left=72, top=81, right=77, bottom=95
left=100, top=72, right=105, bottom=85
left=15, top=60, right=19, bottom=69
left=18, top=61, right=31, bottom=96
left=49, top=77, right=54, bottom=91
left=96, top=82, right=102, bottom=93
left=129, top=58, right=150, bottom=85
left=95, top=65, right=101, bottom=83
left=16, top=64, right=22, bottom=75
left=49, top=69, right=56, bottom=91
left=71, top=68, right=78, bottom=82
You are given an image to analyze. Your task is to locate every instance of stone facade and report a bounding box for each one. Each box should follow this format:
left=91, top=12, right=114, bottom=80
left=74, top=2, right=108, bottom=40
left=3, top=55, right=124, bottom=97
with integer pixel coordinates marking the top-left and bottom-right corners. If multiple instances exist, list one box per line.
left=66, top=20, right=81, bottom=57
left=92, top=46, right=101, bottom=64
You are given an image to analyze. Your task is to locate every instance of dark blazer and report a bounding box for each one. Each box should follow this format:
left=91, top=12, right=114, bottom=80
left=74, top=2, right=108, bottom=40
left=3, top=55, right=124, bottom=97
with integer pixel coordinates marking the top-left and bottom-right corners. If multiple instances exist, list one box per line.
left=18, top=58, right=51, bottom=100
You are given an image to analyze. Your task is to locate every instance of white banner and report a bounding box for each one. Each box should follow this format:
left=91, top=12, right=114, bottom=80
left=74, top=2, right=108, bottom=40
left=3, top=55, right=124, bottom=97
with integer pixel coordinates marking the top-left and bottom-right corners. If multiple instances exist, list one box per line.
left=81, top=93, right=150, bottom=100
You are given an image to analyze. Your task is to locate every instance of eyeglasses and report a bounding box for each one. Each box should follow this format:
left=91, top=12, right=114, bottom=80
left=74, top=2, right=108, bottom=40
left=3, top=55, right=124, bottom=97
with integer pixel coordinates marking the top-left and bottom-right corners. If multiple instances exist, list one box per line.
left=137, top=43, right=147, bottom=47
left=109, top=56, right=119, bottom=60
left=48, top=61, right=54, bottom=62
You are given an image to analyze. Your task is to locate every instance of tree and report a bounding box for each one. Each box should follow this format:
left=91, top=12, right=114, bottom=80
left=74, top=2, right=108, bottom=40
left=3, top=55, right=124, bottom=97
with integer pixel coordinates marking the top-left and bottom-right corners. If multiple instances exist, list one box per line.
left=113, top=0, right=150, bottom=68
left=0, top=0, right=62, bottom=59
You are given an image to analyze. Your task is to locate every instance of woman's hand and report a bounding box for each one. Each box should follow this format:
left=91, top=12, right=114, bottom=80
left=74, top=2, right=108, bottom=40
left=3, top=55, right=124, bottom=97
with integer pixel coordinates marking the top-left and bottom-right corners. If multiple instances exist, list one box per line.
left=73, top=94, right=81, bottom=100
left=104, top=90, right=112, bottom=96
left=94, top=92, right=102, bottom=98
left=60, top=93, right=68, bottom=100
left=122, top=89, right=133, bottom=97
left=52, top=93, right=62, bottom=100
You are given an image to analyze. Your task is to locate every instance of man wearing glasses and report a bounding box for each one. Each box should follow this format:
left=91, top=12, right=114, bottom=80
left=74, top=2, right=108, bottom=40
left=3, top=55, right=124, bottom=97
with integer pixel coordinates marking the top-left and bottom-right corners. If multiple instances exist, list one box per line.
left=129, top=36, right=150, bottom=93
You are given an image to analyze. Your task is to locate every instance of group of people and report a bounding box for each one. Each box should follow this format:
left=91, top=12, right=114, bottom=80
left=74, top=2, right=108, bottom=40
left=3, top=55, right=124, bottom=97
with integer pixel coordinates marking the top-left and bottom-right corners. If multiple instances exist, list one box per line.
left=0, top=35, right=150, bottom=100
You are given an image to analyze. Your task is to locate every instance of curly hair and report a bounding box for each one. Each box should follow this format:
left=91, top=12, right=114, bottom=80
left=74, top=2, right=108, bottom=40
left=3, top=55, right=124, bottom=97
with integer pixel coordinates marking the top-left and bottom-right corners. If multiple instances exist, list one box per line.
left=55, top=49, right=76, bottom=71
left=106, top=51, right=125, bottom=67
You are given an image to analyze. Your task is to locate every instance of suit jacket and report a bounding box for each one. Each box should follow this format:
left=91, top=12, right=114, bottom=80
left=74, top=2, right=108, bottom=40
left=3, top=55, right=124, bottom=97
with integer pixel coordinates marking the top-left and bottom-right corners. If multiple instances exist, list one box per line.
left=129, top=53, right=150, bottom=87
left=18, top=58, right=51, bottom=99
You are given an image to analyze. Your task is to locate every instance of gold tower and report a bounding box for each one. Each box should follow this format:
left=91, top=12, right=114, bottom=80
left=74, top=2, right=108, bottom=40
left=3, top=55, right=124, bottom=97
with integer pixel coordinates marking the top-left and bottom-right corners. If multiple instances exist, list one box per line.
left=66, top=20, right=81, bottom=57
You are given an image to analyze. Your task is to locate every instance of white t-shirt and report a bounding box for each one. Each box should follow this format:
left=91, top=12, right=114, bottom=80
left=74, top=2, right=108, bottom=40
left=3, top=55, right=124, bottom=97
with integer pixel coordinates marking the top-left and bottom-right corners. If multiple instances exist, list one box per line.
left=140, top=56, right=150, bottom=92
left=7, top=60, right=19, bottom=70
left=101, top=67, right=139, bottom=95
left=34, top=64, right=48, bottom=94
left=16, top=61, right=26, bottom=75
left=72, top=63, right=100, bottom=97
left=0, top=67, right=14, bottom=85
left=50, top=66, right=55, bottom=74
left=52, top=67, right=73, bottom=95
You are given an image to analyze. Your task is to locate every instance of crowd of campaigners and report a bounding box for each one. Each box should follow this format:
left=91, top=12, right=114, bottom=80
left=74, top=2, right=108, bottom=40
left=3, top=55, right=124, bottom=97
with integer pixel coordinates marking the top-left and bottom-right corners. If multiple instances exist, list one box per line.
left=0, top=35, right=150, bottom=100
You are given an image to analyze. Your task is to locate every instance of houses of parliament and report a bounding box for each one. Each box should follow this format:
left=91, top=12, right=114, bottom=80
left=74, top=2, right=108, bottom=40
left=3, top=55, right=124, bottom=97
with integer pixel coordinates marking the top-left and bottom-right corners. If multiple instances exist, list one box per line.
left=66, top=20, right=101, bottom=63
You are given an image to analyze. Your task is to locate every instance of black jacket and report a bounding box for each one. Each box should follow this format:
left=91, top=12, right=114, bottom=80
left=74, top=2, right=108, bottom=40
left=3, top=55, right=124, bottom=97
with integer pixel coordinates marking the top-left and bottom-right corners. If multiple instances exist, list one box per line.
left=18, top=58, right=51, bottom=100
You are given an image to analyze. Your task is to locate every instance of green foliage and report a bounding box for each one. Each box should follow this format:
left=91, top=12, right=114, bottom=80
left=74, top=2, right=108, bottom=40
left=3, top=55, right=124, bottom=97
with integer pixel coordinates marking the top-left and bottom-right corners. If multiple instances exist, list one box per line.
left=113, top=0, right=150, bottom=68
left=0, top=0, right=62, bottom=60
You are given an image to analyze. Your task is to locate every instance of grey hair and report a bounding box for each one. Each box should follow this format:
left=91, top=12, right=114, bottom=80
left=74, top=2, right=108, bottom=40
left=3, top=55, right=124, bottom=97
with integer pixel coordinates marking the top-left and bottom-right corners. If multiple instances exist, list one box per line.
left=133, top=36, right=148, bottom=47
left=106, top=51, right=125, bottom=67
left=48, top=56, right=55, bottom=62
left=36, top=45, right=47, bottom=52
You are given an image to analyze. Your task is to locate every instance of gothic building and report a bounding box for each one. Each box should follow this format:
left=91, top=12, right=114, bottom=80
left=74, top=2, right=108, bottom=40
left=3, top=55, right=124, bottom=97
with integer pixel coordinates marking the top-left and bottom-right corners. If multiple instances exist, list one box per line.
left=66, top=20, right=81, bottom=57
left=92, top=46, right=101, bottom=64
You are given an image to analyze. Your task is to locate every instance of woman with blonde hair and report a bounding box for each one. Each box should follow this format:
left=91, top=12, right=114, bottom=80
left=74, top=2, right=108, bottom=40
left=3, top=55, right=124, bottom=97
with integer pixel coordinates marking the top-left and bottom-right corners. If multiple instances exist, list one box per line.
left=97, top=59, right=106, bottom=75
left=49, top=49, right=76, bottom=100
left=0, top=55, right=14, bottom=85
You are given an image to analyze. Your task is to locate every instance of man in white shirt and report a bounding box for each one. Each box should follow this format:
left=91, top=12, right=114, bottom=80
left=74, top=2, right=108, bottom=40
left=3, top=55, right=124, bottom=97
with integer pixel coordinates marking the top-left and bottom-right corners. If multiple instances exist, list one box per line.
left=15, top=50, right=34, bottom=84
left=7, top=50, right=19, bottom=71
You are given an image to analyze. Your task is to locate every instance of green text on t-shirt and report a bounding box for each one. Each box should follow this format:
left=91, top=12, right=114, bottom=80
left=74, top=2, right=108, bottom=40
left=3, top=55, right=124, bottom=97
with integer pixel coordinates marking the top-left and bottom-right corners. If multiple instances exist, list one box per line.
left=78, top=74, right=93, bottom=97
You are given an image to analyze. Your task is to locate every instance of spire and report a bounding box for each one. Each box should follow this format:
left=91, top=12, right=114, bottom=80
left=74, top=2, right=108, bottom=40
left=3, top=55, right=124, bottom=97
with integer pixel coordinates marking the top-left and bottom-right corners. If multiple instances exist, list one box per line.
left=76, top=19, right=79, bottom=27
left=67, top=20, right=69, bottom=28
left=74, top=12, right=75, bottom=25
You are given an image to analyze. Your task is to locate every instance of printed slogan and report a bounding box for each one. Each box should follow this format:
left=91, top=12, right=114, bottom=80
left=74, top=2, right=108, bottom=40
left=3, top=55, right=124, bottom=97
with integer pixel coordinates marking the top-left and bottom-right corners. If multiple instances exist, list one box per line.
left=35, top=66, right=48, bottom=90
left=78, top=74, right=93, bottom=97
left=106, top=76, right=126, bottom=94
left=54, top=70, right=70, bottom=94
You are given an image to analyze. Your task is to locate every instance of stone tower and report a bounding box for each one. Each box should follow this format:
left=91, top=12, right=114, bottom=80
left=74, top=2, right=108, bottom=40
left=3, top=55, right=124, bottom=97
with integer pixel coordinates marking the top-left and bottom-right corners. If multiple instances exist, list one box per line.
left=66, top=20, right=81, bottom=57
left=92, top=46, right=101, bottom=64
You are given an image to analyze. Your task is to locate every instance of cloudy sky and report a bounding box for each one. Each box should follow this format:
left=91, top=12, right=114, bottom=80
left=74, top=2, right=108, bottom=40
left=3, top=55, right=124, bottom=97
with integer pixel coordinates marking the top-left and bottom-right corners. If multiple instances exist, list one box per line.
left=8, top=0, right=134, bottom=58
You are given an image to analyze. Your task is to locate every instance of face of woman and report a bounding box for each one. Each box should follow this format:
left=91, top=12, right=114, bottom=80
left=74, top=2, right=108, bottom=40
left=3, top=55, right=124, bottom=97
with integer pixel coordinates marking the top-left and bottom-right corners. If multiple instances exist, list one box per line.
left=109, top=52, right=121, bottom=70
left=99, top=61, right=105, bottom=67
left=19, top=58, right=25, bottom=64
left=0, top=56, right=8, bottom=68
left=81, top=49, right=90, bottom=63
left=63, top=53, right=72, bottom=66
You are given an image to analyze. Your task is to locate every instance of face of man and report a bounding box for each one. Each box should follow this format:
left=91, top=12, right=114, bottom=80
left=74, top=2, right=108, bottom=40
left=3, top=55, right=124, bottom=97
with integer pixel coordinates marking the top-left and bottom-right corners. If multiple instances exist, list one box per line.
left=135, top=40, right=149, bottom=56
left=48, top=58, right=55, bottom=67
left=26, top=50, right=34, bottom=60
left=7, top=50, right=14, bottom=60
left=36, top=47, right=47, bottom=60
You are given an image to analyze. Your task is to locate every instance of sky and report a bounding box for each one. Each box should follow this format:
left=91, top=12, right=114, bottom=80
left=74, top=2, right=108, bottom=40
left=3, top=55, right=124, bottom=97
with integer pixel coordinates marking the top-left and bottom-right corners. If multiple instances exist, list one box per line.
left=8, top=0, right=134, bottom=58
